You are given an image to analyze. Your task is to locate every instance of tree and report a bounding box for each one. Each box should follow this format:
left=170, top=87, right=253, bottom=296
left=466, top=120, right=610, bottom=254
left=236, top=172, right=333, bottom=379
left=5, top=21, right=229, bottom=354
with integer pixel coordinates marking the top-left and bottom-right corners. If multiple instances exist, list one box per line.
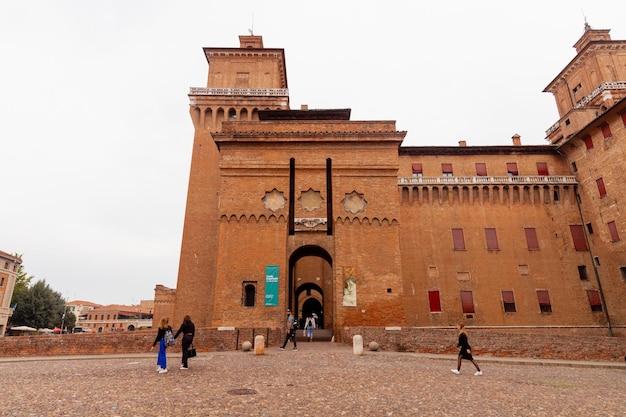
left=9, top=255, right=32, bottom=303
left=9, top=279, right=71, bottom=330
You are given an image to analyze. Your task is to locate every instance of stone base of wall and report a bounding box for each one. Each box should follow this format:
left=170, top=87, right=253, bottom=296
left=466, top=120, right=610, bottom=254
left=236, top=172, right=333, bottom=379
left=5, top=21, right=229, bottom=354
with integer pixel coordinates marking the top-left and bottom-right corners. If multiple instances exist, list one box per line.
left=1, top=327, right=624, bottom=362
left=341, top=327, right=626, bottom=362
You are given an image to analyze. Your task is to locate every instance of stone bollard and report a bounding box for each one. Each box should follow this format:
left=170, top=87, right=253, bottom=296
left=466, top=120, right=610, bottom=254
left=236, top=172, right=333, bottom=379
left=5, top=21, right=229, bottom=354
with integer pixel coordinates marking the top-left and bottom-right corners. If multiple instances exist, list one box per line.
left=353, top=334, right=364, bottom=356
left=254, top=335, right=265, bottom=355
left=242, top=341, right=252, bottom=352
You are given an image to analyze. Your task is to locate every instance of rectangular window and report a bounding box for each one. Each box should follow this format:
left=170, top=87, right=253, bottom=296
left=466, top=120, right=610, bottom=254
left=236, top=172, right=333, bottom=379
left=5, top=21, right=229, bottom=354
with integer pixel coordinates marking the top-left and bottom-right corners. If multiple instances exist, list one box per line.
left=524, top=227, right=539, bottom=250
left=620, top=266, right=626, bottom=280
left=583, top=134, right=594, bottom=150
left=600, top=122, right=612, bottom=139
left=570, top=225, right=589, bottom=251
left=411, top=163, right=423, bottom=177
left=586, top=222, right=594, bottom=234
left=428, top=290, right=441, bottom=313
left=502, top=291, right=516, bottom=313
left=0, top=277, right=4, bottom=286
left=452, top=228, right=466, bottom=250
left=586, top=290, right=603, bottom=312
left=536, top=290, right=552, bottom=313
left=536, top=162, right=549, bottom=175
left=506, top=163, right=518, bottom=176
left=596, top=178, right=607, bottom=197
left=485, top=228, right=499, bottom=250
left=578, top=265, right=588, bottom=280
left=607, top=221, right=620, bottom=242
left=475, top=163, right=487, bottom=176
left=460, top=291, right=475, bottom=314
left=441, top=163, right=453, bottom=176
left=572, top=161, right=578, bottom=172
left=621, top=110, right=626, bottom=126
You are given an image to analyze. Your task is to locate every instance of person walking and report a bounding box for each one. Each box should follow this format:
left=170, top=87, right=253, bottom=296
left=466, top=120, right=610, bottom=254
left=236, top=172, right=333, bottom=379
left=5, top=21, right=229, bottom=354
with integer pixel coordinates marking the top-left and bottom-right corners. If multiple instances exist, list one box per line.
left=174, top=315, right=195, bottom=370
left=451, top=324, right=482, bottom=375
left=304, top=312, right=317, bottom=342
left=151, top=317, right=172, bottom=374
left=279, top=309, right=297, bottom=351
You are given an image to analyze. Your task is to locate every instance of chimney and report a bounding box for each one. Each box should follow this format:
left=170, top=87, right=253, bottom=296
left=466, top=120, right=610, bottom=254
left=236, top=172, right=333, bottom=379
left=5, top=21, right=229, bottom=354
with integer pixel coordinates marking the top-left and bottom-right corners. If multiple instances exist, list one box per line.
left=301, top=104, right=309, bottom=110
left=512, top=134, right=521, bottom=146
left=458, top=140, right=467, bottom=147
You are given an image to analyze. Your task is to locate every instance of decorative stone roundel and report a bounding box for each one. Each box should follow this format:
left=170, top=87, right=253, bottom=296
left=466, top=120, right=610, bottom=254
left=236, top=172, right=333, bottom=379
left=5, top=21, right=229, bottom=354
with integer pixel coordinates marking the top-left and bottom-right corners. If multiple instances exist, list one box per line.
left=342, top=191, right=367, bottom=214
left=298, top=188, right=322, bottom=211
left=262, top=189, right=287, bottom=212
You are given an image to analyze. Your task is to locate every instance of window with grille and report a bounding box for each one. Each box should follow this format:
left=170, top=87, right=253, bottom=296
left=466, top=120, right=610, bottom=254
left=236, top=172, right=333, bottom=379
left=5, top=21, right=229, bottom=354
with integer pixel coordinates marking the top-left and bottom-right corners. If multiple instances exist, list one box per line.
left=411, top=163, right=423, bottom=177
left=475, top=163, right=487, bottom=176
left=506, top=163, right=518, bottom=176
left=569, top=225, right=588, bottom=251
left=460, top=291, right=475, bottom=314
left=452, top=228, right=466, bottom=250
left=485, top=228, right=499, bottom=250
left=502, top=291, right=516, bottom=312
left=607, top=221, right=620, bottom=242
left=586, top=290, right=602, bottom=312
left=596, top=178, right=607, bottom=197
left=536, top=162, right=549, bottom=175
left=600, top=122, right=612, bottom=139
left=428, top=290, right=441, bottom=313
left=536, top=290, right=552, bottom=313
left=524, top=228, right=539, bottom=250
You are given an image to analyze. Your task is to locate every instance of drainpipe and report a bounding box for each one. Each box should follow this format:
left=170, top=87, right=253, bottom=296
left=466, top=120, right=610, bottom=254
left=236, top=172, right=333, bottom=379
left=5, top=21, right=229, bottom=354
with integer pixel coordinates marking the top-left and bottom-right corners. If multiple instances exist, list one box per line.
left=557, top=149, right=613, bottom=336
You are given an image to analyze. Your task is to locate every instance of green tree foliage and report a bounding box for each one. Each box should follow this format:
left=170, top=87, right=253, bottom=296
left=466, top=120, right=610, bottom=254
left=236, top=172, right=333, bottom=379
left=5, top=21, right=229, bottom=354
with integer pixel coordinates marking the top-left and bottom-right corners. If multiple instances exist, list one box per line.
left=10, top=279, right=71, bottom=330
left=10, top=255, right=32, bottom=302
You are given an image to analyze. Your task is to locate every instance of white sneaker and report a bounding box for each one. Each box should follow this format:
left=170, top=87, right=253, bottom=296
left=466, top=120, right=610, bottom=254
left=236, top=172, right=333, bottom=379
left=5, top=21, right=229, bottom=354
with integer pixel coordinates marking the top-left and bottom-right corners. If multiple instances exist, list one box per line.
left=451, top=369, right=460, bottom=375
left=156, top=367, right=162, bottom=372
left=474, top=371, right=483, bottom=376
left=158, top=368, right=168, bottom=374
left=180, top=366, right=188, bottom=370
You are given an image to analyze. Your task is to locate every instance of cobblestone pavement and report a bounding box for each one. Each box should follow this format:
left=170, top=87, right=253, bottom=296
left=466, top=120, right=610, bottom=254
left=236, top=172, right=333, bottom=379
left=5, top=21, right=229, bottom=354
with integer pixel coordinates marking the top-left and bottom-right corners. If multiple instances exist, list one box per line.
left=2, top=342, right=625, bottom=417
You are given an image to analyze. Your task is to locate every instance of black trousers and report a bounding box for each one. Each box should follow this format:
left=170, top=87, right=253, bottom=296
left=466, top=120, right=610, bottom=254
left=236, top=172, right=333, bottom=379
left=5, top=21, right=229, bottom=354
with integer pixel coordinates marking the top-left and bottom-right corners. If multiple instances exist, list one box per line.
left=181, top=334, right=193, bottom=367
left=281, top=330, right=297, bottom=348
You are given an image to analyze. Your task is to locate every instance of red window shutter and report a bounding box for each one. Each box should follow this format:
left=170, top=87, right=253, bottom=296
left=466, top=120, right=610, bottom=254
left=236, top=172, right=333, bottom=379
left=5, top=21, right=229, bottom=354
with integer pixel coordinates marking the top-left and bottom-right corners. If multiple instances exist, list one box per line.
left=536, top=162, right=549, bottom=175
left=586, top=290, right=601, bottom=306
left=441, top=163, right=453, bottom=174
left=411, top=164, right=423, bottom=174
left=525, top=228, right=539, bottom=250
left=596, top=178, right=607, bottom=197
left=428, top=291, right=441, bottom=312
left=460, top=291, right=475, bottom=313
left=608, top=221, right=620, bottom=242
left=582, top=135, right=594, bottom=149
left=475, top=163, right=487, bottom=176
left=536, top=290, right=551, bottom=305
left=506, top=163, right=518, bottom=175
left=600, top=123, right=612, bottom=139
left=621, top=110, right=626, bottom=126
left=485, top=228, right=499, bottom=250
left=452, top=228, right=465, bottom=250
left=502, top=291, right=515, bottom=304
left=569, top=225, right=589, bottom=251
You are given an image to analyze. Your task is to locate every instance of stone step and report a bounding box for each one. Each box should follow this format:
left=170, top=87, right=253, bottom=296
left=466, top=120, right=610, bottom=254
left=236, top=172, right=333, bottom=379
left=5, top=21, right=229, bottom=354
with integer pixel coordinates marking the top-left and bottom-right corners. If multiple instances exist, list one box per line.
left=295, top=328, right=333, bottom=342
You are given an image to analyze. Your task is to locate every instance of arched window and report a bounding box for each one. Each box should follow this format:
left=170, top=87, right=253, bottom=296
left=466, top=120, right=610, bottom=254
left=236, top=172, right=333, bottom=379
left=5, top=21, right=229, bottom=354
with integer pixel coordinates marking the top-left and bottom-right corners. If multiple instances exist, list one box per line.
left=243, top=282, right=256, bottom=307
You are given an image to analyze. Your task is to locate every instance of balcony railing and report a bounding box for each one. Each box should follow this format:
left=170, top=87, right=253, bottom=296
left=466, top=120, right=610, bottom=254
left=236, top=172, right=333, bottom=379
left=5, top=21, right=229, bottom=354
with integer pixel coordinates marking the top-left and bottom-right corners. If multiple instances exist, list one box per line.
left=573, top=81, right=626, bottom=109
left=189, top=87, right=289, bottom=97
left=398, top=175, right=577, bottom=186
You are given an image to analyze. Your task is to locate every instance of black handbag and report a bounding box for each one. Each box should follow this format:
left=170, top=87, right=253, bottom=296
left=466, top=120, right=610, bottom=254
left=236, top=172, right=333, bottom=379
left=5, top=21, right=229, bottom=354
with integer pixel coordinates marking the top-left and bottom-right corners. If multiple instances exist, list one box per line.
left=187, top=344, right=197, bottom=358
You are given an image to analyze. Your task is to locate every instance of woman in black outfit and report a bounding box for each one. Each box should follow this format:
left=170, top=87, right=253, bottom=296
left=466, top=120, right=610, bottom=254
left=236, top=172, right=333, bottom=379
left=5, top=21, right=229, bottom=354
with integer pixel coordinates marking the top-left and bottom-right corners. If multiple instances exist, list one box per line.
left=451, top=324, right=482, bottom=376
left=174, top=315, right=195, bottom=370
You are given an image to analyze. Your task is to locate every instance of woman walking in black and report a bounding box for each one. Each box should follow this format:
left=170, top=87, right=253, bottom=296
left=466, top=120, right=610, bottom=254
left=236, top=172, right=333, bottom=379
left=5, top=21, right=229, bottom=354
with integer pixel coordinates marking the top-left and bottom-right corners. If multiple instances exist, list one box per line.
left=174, top=315, right=195, bottom=370
left=451, top=324, right=482, bottom=375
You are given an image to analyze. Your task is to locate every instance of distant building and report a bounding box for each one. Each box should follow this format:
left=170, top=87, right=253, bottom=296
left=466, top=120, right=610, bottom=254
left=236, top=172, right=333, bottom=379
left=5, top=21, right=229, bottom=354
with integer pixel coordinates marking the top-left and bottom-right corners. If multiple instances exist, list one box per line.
left=66, top=300, right=102, bottom=325
left=155, top=25, right=626, bottom=339
left=0, top=251, right=22, bottom=337
left=77, top=301, right=153, bottom=332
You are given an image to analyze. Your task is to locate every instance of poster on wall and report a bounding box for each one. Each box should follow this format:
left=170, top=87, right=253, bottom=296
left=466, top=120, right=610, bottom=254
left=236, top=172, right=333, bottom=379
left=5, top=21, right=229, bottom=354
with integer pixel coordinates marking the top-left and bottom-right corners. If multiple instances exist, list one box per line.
left=265, top=265, right=279, bottom=306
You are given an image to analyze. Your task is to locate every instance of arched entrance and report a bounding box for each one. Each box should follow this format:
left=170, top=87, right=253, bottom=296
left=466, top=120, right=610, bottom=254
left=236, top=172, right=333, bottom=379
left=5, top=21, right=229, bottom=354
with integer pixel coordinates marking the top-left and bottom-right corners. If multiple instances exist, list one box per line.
left=289, top=245, right=332, bottom=330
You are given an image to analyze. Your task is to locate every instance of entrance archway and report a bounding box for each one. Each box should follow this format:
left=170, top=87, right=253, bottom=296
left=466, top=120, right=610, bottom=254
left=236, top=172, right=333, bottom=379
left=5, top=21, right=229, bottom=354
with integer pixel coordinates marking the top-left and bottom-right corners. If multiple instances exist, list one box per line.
left=289, top=245, right=332, bottom=330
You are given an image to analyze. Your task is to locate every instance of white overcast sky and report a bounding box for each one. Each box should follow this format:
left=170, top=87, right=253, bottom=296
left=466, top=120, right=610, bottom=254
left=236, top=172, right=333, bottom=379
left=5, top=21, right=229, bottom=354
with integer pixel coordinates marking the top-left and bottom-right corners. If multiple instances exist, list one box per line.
left=2, top=1, right=625, bottom=306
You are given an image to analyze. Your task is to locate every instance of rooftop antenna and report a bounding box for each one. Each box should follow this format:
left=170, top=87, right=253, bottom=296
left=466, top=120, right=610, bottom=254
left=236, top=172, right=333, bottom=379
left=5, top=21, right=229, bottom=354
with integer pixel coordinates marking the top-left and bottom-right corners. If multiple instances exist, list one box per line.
left=248, top=14, right=254, bottom=35
left=582, top=9, right=591, bottom=31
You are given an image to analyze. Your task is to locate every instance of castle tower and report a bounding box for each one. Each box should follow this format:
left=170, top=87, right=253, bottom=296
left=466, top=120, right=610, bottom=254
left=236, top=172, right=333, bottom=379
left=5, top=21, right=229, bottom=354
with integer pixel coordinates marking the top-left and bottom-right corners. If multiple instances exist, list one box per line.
left=172, top=36, right=289, bottom=327
left=544, top=23, right=626, bottom=144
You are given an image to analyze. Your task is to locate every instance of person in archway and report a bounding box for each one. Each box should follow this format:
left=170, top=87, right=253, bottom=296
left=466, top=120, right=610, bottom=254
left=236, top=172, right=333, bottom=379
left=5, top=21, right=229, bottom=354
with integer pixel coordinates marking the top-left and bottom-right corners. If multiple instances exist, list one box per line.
left=279, top=309, right=297, bottom=351
left=304, top=312, right=317, bottom=342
